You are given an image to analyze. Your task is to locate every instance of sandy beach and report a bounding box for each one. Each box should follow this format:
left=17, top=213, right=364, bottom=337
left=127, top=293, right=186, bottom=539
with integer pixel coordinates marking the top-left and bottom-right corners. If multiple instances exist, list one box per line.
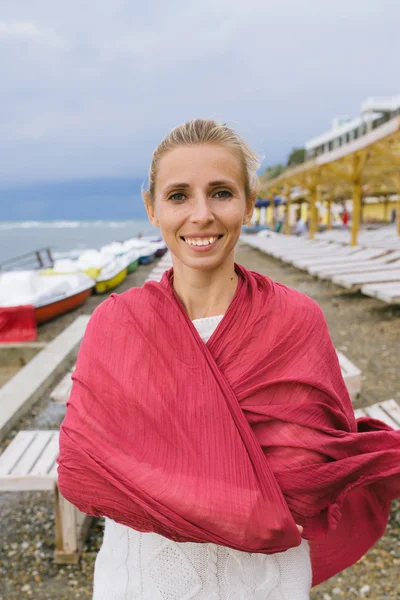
left=0, top=244, right=399, bottom=600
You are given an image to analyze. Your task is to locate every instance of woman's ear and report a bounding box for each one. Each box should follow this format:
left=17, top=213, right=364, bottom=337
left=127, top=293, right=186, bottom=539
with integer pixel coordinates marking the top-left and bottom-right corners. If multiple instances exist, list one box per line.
left=243, top=190, right=257, bottom=224
left=143, top=193, right=160, bottom=227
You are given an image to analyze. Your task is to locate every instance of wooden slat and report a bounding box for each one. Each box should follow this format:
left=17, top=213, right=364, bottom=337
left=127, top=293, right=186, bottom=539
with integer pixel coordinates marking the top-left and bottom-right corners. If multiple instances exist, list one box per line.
left=364, top=403, right=399, bottom=430
left=49, top=461, right=59, bottom=477
left=337, top=352, right=361, bottom=399
left=59, top=494, right=78, bottom=554
left=354, top=408, right=367, bottom=419
left=11, top=431, right=54, bottom=476
left=381, top=399, right=400, bottom=429
left=0, top=431, right=36, bottom=475
left=30, top=433, right=60, bottom=475
left=51, top=371, right=73, bottom=404
left=0, top=474, right=57, bottom=491
left=337, top=352, right=361, bottom=377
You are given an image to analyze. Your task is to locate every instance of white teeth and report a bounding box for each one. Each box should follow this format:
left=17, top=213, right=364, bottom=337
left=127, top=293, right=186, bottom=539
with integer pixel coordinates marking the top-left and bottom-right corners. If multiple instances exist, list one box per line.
left=184, top=237, right=218, bottom=246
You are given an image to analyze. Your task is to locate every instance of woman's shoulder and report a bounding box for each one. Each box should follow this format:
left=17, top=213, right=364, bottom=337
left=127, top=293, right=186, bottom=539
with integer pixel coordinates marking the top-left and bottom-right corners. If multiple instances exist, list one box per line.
left=274, top=279, right=323, bottom=314
left=252, top=268, right=325, bottom=322
left=89, top=286, right=152, bottom=325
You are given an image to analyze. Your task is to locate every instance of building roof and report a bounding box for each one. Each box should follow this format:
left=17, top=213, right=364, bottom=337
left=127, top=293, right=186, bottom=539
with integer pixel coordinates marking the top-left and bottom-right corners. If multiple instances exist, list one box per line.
left=305, top=95, right=400, bottom=151
left=305, top=113, right=380, bottom=151
left=260, top=116, right=400, bottom=198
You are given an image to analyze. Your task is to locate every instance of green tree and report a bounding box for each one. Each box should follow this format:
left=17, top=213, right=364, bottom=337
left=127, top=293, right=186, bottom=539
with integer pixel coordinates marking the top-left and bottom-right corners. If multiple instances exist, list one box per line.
left=264, top=164, right=286, bottom=180
left=287, top=147, right=306, bottom=166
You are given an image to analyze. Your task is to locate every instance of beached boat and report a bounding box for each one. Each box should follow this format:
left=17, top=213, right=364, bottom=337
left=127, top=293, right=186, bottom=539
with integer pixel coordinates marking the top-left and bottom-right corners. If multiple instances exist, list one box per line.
left=139, top=236, right=168, bottom=257
left=53, top=249, right=129, bottom=295
left=127, top=258, right=140, bottom=273
left=94, top=264, right=127, bottom=294
left=0, top=270, right=94, bottom=325
left=100, top=243, right=141, bottom=274
left=120, top=240, right=156, bottom=264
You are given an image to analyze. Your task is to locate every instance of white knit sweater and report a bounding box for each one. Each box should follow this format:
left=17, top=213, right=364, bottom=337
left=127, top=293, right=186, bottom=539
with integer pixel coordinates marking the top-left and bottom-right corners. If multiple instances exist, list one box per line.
left=92, top=316, right=312, bottom=600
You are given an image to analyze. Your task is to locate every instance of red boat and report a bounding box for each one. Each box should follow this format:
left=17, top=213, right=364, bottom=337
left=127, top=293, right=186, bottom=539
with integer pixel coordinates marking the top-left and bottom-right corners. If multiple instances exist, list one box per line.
left=0, top=271, right=95, bottom=341
left=35, top=284, right=93, bottom=324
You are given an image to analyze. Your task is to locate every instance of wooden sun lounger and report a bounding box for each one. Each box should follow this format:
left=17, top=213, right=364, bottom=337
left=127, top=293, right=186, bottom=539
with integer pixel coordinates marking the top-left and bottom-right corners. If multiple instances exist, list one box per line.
left=309, top=251, right=400, bottom=278
left=355, top=399, right=400, bottom=429
left=272, top=242, right=342, bottom=260
left=157, top=260, right=172, bottom=267
left=293, top=248, right=387, bottom=270
left=51, top=369, right=74, bottom=404
left=292, top=246, right=378, bottom=271
left=361, top=282, right=400, bottom=304
left=337, top=352, right=361, bottom=400
left=0, top=430, right=92, bottom=564
left=332, top=269, right=400, bottom=291
left=250, top=237, right=304, bottom=252
left=316, top=260, right=400, bottom=280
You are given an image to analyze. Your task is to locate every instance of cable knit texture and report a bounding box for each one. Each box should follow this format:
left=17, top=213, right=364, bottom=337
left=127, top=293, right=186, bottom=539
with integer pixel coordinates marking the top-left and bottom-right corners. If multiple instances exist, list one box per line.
left=92, top=317, right=312, bottom=600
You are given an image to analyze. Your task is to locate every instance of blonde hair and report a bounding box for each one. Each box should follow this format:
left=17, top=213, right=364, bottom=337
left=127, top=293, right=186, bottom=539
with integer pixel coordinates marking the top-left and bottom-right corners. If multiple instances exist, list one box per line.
left=143, top=119, right=260, bottom=204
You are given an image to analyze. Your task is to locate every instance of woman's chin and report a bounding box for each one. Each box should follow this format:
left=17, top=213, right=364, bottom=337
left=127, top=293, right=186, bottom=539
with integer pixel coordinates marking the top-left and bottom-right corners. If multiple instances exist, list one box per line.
left=174, top=252, right=230, bottom=272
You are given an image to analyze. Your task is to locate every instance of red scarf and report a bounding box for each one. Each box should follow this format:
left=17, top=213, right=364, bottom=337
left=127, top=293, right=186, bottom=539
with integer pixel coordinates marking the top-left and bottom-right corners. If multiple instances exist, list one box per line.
left=58, top=265, right=400, bottom=586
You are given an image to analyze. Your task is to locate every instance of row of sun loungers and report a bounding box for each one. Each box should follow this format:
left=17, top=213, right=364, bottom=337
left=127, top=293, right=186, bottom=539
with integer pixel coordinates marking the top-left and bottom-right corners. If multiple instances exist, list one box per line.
left=314, top=225, right=400, bottom=250
left=240, top=226, right=400, bottom=303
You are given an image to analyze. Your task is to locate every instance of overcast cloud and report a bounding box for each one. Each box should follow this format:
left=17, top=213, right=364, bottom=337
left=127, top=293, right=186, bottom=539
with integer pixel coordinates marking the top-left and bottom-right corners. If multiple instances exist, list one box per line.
left=0, top=0, right=398, bottom=183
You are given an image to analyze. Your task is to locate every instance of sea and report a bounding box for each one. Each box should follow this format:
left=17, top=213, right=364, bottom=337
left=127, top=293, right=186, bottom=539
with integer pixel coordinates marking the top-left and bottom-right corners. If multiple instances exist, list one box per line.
left=0, top=177, right=159, bottom=266
left=0, top=220, right=159, bottom=265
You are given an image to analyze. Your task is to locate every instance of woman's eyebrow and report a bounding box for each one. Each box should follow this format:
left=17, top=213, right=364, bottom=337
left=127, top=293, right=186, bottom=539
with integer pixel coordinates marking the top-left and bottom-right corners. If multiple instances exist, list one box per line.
left=163, top=182, right=190, bottom=193
left=208, top=180, right=236, bottom=187
left=162, top=180, right=236, bottom=193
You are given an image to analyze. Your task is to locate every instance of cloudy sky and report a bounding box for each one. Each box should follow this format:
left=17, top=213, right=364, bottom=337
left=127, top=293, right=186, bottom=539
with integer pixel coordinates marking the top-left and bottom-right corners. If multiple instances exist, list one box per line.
left=0, top=0, right=399, bottom=184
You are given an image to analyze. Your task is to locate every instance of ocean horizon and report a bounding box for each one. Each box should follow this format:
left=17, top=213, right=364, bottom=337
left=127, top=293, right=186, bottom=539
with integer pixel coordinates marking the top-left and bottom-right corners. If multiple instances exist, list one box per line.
left=0, top=219, right=158, bottom=265
left=0, top=177, right=160, bottom=264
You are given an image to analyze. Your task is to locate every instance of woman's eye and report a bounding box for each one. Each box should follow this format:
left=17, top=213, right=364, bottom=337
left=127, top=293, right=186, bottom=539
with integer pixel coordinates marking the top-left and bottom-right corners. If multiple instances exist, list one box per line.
left=169, top=193, right=186, bottom=201
left=214, top=190, right=232, bottom=199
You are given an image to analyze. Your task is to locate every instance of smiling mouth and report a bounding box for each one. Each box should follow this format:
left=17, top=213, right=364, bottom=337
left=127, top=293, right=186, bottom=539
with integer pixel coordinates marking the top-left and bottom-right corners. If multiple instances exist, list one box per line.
left=180, top=235, right=223, bottom=247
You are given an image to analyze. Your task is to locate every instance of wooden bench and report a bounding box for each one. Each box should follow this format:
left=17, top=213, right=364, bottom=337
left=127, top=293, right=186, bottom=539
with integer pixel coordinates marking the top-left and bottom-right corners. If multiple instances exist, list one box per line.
left=337, top=352, right=362, bottom=400
left=51, top=369, right=74, bottom=404
left=361, top=282, right=400, bottom=304
left=354, top=399, right=400, bottom=429
left=0, top=430, right=92, bottom=564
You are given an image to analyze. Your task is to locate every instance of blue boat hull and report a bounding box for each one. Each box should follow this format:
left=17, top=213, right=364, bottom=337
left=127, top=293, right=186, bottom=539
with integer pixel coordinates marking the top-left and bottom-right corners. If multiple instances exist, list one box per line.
left=139, top=253, right=156, bottom=265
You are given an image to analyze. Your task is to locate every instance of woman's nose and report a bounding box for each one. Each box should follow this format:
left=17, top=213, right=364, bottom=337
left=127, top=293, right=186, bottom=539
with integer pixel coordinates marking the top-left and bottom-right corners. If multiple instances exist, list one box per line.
left=189, top=195, right=215, bottom=223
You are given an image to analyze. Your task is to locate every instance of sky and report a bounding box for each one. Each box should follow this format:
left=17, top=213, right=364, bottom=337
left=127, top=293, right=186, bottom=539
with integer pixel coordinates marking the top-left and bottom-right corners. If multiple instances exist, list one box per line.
left=0, top=0, right=399, bottom=184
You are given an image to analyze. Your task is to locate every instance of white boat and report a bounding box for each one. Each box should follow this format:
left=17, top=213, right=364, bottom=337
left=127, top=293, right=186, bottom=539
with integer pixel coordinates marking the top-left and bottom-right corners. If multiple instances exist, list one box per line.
left=0, top=270, right=94, bottom=324
left=53, top=249, right=129, bottom=294
left=120, top=239, right=157, bottom=264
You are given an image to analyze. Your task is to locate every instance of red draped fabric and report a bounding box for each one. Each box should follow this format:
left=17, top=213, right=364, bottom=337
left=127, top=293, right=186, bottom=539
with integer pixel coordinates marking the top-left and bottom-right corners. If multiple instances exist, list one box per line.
left=0, top=305, right=37, bottom=342
left=57, top=265, right=400, bottom=586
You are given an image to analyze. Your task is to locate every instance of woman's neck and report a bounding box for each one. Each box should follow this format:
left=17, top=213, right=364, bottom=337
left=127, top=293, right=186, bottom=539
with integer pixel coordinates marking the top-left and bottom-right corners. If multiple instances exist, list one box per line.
left=171, top=255, right=238, bottom=320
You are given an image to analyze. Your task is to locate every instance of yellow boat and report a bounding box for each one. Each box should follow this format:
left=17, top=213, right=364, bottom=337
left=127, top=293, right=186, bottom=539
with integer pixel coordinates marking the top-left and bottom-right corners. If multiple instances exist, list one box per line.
left=95, top=267, right=128, bottom=294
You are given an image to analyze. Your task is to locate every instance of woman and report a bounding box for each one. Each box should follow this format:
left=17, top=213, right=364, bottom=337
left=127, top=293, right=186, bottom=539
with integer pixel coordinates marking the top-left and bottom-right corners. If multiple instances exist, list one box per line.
left=58, top=120, right=400, bottom=599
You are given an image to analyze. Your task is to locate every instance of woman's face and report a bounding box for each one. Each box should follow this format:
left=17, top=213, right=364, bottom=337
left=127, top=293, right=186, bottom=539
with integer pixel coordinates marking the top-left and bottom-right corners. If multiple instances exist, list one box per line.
left=146, top=144, right=255, bottom=271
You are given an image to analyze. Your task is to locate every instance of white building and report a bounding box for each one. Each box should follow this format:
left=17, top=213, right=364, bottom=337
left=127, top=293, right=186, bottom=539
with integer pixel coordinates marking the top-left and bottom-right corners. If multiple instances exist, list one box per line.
left=305, top=95, right=400, bottom=159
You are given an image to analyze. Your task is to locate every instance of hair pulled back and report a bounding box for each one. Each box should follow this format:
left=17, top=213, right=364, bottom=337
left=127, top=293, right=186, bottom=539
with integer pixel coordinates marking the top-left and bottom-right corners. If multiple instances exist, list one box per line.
left=143, top=119, right=260, bottom=205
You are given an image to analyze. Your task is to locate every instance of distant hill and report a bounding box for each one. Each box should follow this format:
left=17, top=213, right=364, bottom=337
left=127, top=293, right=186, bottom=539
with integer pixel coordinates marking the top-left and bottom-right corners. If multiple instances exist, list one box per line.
left=0, top=177, right=148, bottom=221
